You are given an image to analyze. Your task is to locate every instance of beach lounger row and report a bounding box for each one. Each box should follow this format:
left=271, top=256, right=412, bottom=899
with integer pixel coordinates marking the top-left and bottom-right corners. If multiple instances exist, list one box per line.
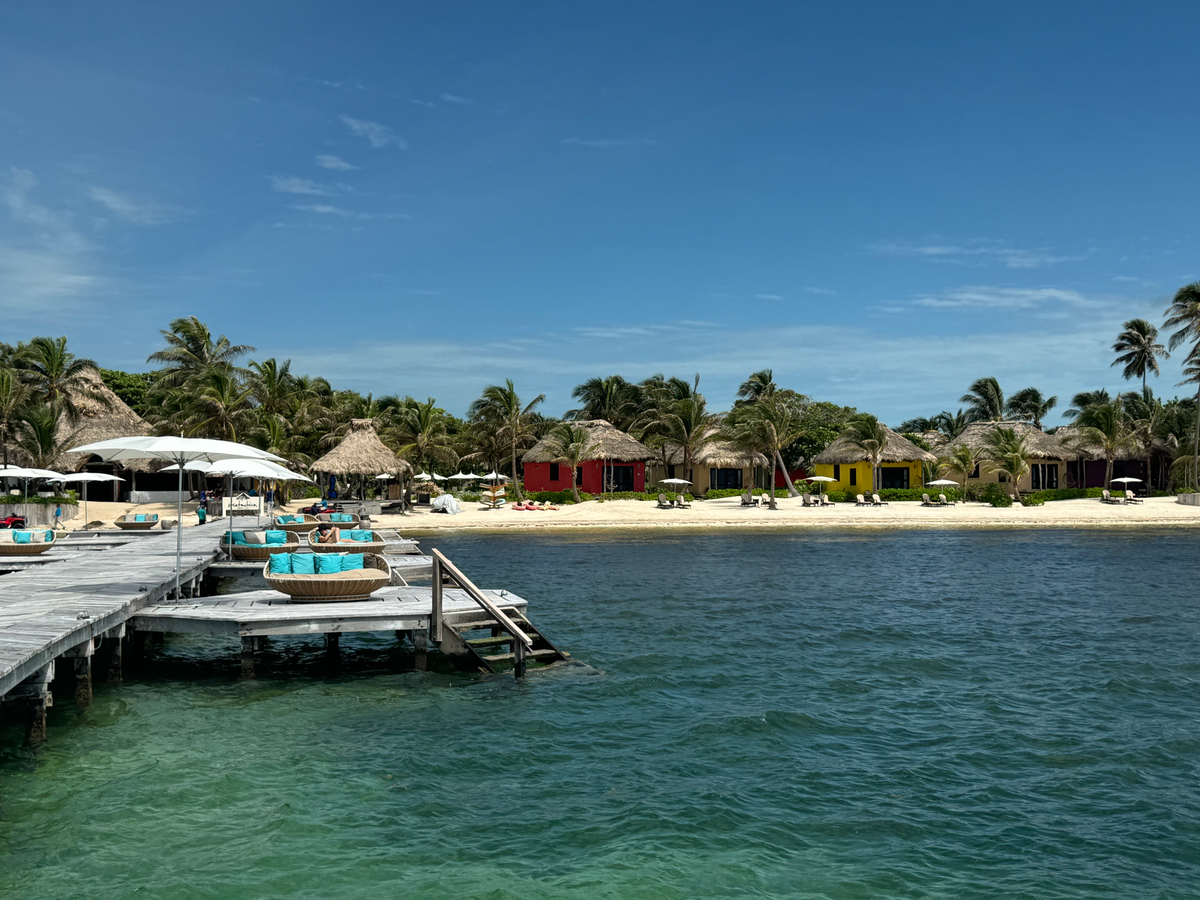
left=920, top=493, right=954, bottom=507
left=658, top=493, right=691, bottom=509
left=1101, top=489, right=1142, bottom=504
left=854, top=494, right=889, bottom=507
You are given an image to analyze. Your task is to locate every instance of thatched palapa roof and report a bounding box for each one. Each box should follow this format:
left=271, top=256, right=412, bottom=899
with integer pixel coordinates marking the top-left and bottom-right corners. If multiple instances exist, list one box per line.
left=522, top=419, right=655, bottom=464
left=310, top=419, right=412, bottom=476
left=58, top=370, right=157, bottom=472
left=662, top=428, right=769, bottom=468
left=813, top=425, right=937, bottom=465
left=932, top=421, right=1071, bottom=460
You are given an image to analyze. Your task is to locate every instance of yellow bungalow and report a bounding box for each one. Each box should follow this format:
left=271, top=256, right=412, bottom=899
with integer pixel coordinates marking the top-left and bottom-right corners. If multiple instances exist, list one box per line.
left=812, top=426, right=936, bottom=494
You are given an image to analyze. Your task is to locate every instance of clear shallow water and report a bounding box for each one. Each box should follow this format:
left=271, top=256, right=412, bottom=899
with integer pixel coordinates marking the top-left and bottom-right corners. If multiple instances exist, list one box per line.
left=2, top=528, right=1200, bottom=899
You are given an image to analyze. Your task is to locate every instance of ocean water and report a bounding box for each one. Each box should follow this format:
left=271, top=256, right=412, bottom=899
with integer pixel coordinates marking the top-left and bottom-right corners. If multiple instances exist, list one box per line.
left=2, top=529, right=1199, bottom=899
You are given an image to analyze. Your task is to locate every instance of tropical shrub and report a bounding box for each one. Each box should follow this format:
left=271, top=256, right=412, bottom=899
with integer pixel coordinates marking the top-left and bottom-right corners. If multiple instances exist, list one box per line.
left=1024, top=487, right=1104, bottom=503
left=979, top=483, right=1013, bottom=507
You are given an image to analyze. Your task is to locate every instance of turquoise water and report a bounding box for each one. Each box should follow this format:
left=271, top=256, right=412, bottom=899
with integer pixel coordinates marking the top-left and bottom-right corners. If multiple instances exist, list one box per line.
left=2, top=529, right=1200, bottom=898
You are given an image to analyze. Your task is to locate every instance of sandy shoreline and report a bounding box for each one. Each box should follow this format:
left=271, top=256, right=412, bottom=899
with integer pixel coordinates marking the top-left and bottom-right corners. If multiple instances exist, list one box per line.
left=55, top=494, right=1200, bottom=535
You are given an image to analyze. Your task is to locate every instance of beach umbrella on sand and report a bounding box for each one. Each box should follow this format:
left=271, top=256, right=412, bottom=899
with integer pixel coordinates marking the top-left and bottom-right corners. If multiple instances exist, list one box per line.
left=805, top=475, right=836, bottom=496
left=48, top=472, right=124, bottom=526
left=70, top=437, right=284, bottom=600
left=482, top=471, right=509, bottom=483
left=1111, top=477, right=1142, bottom=483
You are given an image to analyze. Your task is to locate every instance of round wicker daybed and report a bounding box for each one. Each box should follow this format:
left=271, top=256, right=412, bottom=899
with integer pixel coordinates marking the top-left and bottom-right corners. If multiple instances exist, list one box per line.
left=219, top=530, right=302, bottom=560
left=0, top=530, right=56, bottom=556
left=262, top=553, right=392, bottom=602
left=115, top=514, right=159, bottom=530
left=307, top=529, right=386, bottom=555
left=273, top=513, right=321, bottom=533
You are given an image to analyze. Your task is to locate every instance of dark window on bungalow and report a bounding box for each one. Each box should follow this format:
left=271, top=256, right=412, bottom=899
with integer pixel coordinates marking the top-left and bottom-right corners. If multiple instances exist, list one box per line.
left=833, top=464, right=841, bottom=481
left=576, top=466, right=584, bottom=486
left=549, top=463, right=560, bottom=482
left=1031, top=464, right=1058, bottom=490
left=849, top=468, right=857, bottom=486
left=667, top=464, right=676, bottom=479
left=970, top=463, right=980, bottom=478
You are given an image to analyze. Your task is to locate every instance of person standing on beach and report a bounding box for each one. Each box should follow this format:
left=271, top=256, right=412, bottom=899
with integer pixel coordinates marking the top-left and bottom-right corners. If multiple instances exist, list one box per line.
left=53, top=503, right=62, bottom=530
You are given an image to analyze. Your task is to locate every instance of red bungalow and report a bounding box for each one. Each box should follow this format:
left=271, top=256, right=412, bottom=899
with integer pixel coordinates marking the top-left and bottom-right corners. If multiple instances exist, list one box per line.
left=522, top=420, right=655, bottom=494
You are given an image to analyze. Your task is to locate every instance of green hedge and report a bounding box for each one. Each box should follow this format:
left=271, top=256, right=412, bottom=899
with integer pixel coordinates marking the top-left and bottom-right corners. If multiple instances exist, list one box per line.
left=0, top=494, right=77, bottom=507
left=1024, top=487, right=1104, bottom=503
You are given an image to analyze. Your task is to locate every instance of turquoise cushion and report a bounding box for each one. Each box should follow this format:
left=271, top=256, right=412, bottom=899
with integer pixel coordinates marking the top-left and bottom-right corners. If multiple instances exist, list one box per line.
left=340, top=553, right=364, bottom=572
left=44, top=530, right=53, bottom=542
left=151, top=514, right=158, bottom=521
left=268, top=553, right=292, bottom=575
left=229, top=531, right=248, bottom=545
left=339, top=513, right=352, bottom=523
left=14, top=531, right=31, bottom=544
left=291, top=552, right=316, bottom=574
left=264, top=530, right=287, bottom=545
left=315, top=554, right=341, bottom=574
left=134, top=514, right=146, bottom=522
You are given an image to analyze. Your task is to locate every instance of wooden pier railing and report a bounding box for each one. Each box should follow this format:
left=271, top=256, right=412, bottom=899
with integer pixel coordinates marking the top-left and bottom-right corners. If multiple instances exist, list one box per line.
left=430, top=549, right=533, bottom=677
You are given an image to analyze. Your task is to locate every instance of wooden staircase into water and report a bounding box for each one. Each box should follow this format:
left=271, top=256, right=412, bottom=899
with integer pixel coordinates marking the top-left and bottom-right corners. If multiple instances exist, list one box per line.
left=429, top=550, right=569, bottom=677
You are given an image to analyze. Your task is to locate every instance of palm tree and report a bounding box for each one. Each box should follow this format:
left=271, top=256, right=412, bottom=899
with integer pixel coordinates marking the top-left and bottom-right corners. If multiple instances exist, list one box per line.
left=1122, top=389, right=1165, bottom=490
left=1006, top=387, right=1058, bottom=429
left=392, top=397, right=459, bottom=478
left=1112, top=318, right=1169, bottom=394
left=187, top=368, right=256, bottom=441
left=734, top=369, right=777, bottom=405
left=568, top=376, right=640, bottom=431
left=467, top=379, right=545, bottom=500
left=723, top=394, right=805, bottom=509
left=0, top=366, right=29, bottom=467
left=983, top=426, right=1032, bottom=498
left=656, top=380, right=716, bottom=496
left=933, top=409, right=970, bottom=439
left=960, top=377, right=1006, bottom=422
left=540, top=423, right=597, bottom=504
left=12, top=403, right=69, bottom=469
left=898, top=416, right=937, bottom=434
left=842, top=413, right=889, bottom=493
left=1064, top=389, right=1111, bottom=420
left=1164, top=281, right=1200, bottom=489
left=940, top=443, right=983, bottom=501
left=15, top=335, right=106, bottom=423
left=247, top=358, right=302, bottom=419
left=147, top=316, right=254, bottom=388
left=1071, top=400, right=1136, bottom=490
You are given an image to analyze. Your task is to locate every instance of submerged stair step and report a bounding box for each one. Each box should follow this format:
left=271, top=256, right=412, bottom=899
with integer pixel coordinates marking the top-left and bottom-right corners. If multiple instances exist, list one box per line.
left=466, top=635, right=513, bottom=647
left=479, top=649, right=565, bottom=663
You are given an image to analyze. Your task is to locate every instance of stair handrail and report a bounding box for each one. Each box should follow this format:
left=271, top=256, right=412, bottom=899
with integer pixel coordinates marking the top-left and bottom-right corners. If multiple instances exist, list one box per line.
left=430, top=549, right=533, bottom=649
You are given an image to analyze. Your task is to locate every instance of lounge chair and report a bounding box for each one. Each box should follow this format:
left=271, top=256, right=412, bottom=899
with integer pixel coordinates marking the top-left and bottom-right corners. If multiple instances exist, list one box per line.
left=760, top=493, right=771, bottom=507
left=855, top=493, right=869, bottom=506
left=657, top=493, right=673, bottom=509
left=1100, top=489, right=1121, bottom=504
left=675, top=494, right=691, bottom=509
left=740, top=491, right=757, bottom=507
left=219, top=529, right=301, bottom=560
left=115, top=513, right=159, bottom=530
left=1124, top=490, right=1143, bottom=504
left=819, top=494, right=833, bottom=507
left=938, top=493, right=950, bottom=506
left=921, top=493, right=936, bottom=507
left=263, top=552, right=392, bottom=602
left=0, top=529, right=56, bottom=556
left=872, top=493, right=888, bottom=506
left=801, top=494, right=812, bottom=507
left=307, top=528, right=387, bottom=555
left=274, top=513, right=322, bottom=532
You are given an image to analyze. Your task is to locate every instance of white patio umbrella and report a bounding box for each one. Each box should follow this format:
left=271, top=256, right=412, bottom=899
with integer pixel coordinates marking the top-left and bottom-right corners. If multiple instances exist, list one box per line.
left=70, top=437, right=284, bottom=599
left=204, top=458, right=312, bottom=529
left=448, top=472, right=476, bottom=481
left=482, top=471, right=509, bottom=483
left=659, top=477, right=692, bottom=486
left=375, top=473, right=395, bottom=480
left=805, top=474, right=836, bottom=495
left=48, top=472, right=125, bottom=525
left=1, top=465, right=65, bottom=520
left=413, top=473, right=433, bottom=481
left=1111, top=477, right=1142, bottom=483
left=432, top=473, right=447, bottom=482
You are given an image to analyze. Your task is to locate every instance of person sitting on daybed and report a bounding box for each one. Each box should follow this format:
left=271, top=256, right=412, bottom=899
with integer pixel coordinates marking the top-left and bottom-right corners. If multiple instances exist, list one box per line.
left=316, top=523, right=341, bottom=544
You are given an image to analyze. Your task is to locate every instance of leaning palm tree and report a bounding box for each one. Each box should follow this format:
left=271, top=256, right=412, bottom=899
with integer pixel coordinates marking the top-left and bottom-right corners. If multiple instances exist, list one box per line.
left=1006, top=387, right=1057, bottom=429
left=940, top=443, right=983, bottom=501
left=1112, top=318, right=1169, bottom=394
left=983, top=426, right=1032, bottom=498
left=0, top=366, right=29, bottom=467
left=1164, top=281, right=1200, bottom=489
left=467, top=379, right=545, bottom=500
left=960, top=377, right=1006, bottom=423
left=12, top=403, right=70, bottom=469
left=540, top=423, right=598, bottom=504
left=1071, top=400, right=1136, bottom=490
left=842, top=413, right=889, bottom=493
left=14, top=335, right=107, bottom=423
left=723, top=393, right=805, bottom=509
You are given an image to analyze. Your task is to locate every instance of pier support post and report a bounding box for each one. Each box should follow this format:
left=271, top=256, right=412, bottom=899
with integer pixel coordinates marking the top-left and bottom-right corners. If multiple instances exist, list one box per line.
left=412, top=629, right=427, bottom=671
left=64, top=639, right=95, bottom=708
left=104, top=624, right=126, bottom=682
left=7, top=663, right=54, bottom=745
left=240, top=636, right=255, bottom=678
left=324, top=632, right=341, bottom=656
left=514, top=637, right=527, bottom=680
left=24, top=699, right=47, bottom=745
left=130, top=629, right=147, bottom=670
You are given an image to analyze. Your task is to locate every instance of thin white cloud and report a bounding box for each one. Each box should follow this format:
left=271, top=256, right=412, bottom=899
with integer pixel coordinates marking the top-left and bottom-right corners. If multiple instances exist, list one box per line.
left=269, top=175, right=343, bottom=196
left=872, top=238, right=1082, bottom=269
left=805, top=286, right=837, bottom=296
left=406, top=99, right=436, bottom=108
left=315, top=154, right=358, bottom=171
left=290, top=204, right=409, bottom=221
left=562, top=137, right=657, bottom=149
left=755, top=293, right=784, bottom=301
left=87, top=186, right=181, bottom=225
left=913, top=286, right=1090, bottom=310
left=440, top=93, right=470, bottom=104
left=339, top=115, right=407, bottom=149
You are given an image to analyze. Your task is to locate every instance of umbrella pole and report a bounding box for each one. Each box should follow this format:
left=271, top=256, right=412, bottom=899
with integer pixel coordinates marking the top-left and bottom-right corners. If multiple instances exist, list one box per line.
left=175, top=463, right=183, bottom=599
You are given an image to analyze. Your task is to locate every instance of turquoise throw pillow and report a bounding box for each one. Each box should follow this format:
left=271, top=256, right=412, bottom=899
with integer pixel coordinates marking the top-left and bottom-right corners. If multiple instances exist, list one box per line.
left=151, top=514, right=158, bottom=521
left=134, top=514, right=146, bottom=522
left=14, top=531, right=31, bottom=544
left=264, top=530, right=287, bottom=545
left=229, top=531, right=248, bottom=545
left=315, top=554, right=341, bottom=574
left=291, top=552, right=316, bottom=574
left=268, top=553, right=292, bottom=575
left=340, top=553, right=364, bottom=571
left=44, top=530, right=53, bottom=541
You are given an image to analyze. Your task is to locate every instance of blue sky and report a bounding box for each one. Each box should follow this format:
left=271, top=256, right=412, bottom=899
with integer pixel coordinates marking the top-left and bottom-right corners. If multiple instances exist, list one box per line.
left=1, top=3, right=1197, bottom=424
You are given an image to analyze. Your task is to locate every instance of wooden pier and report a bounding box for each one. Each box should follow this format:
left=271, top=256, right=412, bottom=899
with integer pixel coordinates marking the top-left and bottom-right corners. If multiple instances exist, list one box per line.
left=0, top=521, right=566, bottom=745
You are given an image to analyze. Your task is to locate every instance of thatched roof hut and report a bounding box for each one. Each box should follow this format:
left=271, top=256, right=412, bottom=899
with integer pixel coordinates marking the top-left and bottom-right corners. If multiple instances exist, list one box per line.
left=663, top=429, right=769, bottom=468
left=522, top=419, right=655, bottom=463
left=931, top=421, right=1071, bottom=460
left=310, top=419, right=412, bottom=476
left=813, top=425, right=937, bottom=464
left=57, top=370, right=157, bottom=472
